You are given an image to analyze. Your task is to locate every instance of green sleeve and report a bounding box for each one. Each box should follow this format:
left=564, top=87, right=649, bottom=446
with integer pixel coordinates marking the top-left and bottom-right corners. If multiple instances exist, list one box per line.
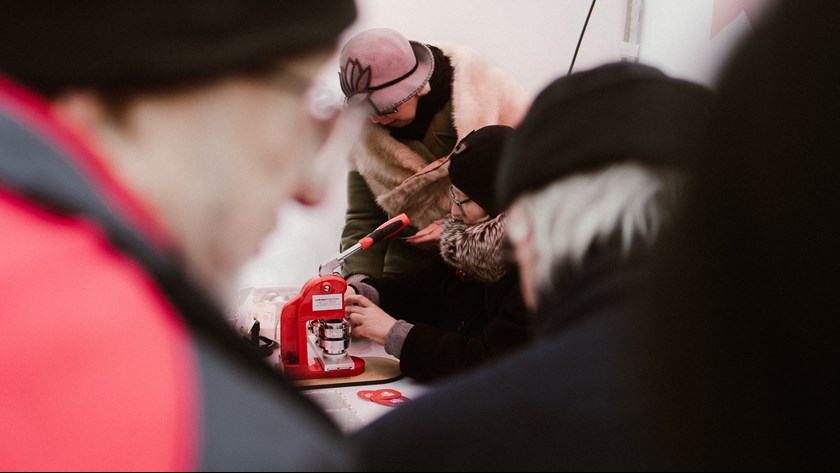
left=340, top=171, right=438, bottom=279
left=340, top=170, right=388, bottom=278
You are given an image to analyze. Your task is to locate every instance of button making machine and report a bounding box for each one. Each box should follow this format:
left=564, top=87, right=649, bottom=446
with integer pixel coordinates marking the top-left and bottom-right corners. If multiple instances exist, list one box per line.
left=278, top=214, right=410, bottom=380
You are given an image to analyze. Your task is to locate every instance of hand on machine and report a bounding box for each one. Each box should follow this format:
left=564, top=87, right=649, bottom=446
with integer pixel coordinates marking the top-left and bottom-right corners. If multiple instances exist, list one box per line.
left=279, top=214, right=410, bottom=380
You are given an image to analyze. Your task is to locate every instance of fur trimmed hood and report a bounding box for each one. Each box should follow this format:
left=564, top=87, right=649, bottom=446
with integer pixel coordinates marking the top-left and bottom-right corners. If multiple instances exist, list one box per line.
left=348, top=43, right=530, bottom=229
left=439, top=214, right=510, bottom=284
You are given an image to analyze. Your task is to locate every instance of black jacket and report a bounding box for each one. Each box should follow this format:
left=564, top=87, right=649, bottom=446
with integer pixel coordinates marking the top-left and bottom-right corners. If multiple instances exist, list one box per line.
left=365, top=255, right=531, bottom=382
left=355, top=241, right=674, bottom=471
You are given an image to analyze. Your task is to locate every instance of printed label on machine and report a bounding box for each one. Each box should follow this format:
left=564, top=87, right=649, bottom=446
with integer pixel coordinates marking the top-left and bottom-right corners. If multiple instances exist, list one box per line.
left=312, top=294, right=343, bottom=311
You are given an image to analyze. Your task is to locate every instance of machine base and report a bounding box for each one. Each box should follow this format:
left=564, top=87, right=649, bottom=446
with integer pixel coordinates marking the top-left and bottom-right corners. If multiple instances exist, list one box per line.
left=280, top=355, right=365, bottom=380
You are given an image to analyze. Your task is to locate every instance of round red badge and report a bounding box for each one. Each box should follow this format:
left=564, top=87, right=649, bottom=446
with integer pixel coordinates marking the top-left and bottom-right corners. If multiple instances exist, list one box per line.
left=371, top=395, right=410, bottom=407
left=356, top=390, right=377, bottom=400
left=370, top=389, right=409, bottom=407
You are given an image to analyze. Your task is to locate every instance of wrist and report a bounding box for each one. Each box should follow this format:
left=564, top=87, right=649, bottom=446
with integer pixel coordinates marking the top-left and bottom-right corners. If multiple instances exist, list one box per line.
left=346, top=273, right=380, bottom=303
left=384, top=319, right=413, bottom=358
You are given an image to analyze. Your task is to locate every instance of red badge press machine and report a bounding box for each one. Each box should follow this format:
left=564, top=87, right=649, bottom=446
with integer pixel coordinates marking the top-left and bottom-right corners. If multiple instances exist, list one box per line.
left=279, top=213, right=410, bottom=380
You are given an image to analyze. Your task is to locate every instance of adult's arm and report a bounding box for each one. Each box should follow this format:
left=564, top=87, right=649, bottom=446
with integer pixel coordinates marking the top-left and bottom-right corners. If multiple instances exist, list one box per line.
left=340, top=170, right=388, bottom=278
left=399, top=278, right=531, bottom=382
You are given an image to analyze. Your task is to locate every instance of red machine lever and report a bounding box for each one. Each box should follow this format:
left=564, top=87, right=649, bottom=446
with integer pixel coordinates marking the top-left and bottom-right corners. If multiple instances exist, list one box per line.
left=359, top=213, right=410, bottom=249
left=318, top=213, right=411, bottom=276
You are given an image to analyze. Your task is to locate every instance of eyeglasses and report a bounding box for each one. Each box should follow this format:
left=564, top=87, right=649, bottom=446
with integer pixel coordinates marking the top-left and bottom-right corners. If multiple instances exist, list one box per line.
left=373, top=104, right=399, bottom=116
left=345, top=92, right=399, bottom=116
left=449, top=185, right=473, bottom=215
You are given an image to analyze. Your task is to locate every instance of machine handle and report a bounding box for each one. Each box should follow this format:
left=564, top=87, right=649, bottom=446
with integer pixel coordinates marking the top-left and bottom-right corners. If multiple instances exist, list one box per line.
left=359, top=213, right=410, bottom=249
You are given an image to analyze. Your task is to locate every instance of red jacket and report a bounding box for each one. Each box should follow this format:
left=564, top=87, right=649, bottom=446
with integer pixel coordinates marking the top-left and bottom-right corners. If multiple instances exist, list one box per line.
left=0, top=77, right=353, bottom=471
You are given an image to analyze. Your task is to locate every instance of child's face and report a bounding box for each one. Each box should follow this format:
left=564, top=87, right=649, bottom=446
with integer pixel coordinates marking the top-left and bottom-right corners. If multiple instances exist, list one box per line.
left=449, top=185, right=489, bottom=225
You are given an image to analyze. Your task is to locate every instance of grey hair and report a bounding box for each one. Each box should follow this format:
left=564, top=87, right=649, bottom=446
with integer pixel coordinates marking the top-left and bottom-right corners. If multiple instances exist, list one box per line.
left=509, top=162, right=680, bottom=294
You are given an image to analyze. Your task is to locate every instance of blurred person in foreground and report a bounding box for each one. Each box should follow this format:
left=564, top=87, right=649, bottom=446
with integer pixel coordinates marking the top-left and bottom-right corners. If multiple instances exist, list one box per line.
left=0, top=1, right=360, bottom=470
left=353, top=63, right=713, bottom=470
left=646, top=1, right=840, bottom=469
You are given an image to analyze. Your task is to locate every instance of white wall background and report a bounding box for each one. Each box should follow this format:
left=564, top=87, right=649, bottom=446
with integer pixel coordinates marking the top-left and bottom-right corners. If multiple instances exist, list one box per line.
left=236, top=0, right=771, bottom=291
left=638, top=0, right=771, bottom=86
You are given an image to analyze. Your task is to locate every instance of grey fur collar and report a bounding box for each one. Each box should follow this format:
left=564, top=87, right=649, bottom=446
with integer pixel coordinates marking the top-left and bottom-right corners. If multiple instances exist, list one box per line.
left=439, top=214, right=509, bottom=284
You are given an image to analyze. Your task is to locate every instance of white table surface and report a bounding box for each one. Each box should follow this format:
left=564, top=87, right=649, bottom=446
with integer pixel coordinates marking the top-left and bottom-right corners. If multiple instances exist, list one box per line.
left=296, top=337, right=430, bottom=432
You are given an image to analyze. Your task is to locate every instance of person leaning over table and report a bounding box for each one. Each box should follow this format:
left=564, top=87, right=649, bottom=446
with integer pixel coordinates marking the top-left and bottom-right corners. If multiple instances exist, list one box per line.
left=337, top=27, right=530, bottom=287
left=343, top=125, right=531, bottom=382
left=0, top=1, right=361, bottom=470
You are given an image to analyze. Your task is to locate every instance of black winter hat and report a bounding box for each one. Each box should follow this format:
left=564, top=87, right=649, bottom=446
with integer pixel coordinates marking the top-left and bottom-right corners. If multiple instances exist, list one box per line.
left=497, top=62, right=713, bottom=209
left=0, top=1, right=356, bottom=95
left=449, top=125, right=514, bottom=218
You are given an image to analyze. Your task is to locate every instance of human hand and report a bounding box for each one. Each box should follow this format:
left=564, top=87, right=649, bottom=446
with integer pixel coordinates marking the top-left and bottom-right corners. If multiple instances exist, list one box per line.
left=344, top=294, right=397, bottom=345
left=404, top=220, right=443, bottom=249
left=344, top=284, right=357, bottom=300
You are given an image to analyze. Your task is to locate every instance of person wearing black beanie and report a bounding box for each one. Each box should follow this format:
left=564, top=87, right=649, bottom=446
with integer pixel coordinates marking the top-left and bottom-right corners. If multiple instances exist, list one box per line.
left=353, top=63, right=714, bottom=471
left=498, top=62, right=712, bottom=310
left=1, top=1, right=358, bottom=470
left=448, top=125, right=512, bottom=218
left=344, top=125, right=531, bottom=382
